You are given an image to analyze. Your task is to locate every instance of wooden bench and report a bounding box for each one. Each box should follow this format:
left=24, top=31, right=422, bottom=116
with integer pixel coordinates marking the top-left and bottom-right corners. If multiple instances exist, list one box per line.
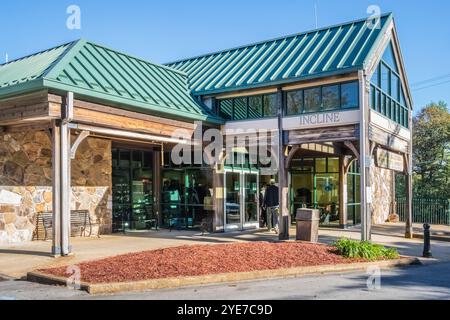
left=33, top=210, right=100, bottom=241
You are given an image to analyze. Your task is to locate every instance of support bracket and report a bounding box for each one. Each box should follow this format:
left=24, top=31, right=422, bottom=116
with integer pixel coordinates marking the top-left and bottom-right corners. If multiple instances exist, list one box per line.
left=344, top=141, right=360, bottom=161
left=70, top=130, right=90, bottom=159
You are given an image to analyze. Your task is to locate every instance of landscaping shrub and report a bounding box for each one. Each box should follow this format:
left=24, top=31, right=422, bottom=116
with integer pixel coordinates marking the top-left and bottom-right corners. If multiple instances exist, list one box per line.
left=333, top=238, right=399, bottom=260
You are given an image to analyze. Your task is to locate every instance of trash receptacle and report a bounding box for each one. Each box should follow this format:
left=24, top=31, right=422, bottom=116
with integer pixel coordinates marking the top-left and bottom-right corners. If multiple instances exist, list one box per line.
left=296, top=208, right=320, bottom=243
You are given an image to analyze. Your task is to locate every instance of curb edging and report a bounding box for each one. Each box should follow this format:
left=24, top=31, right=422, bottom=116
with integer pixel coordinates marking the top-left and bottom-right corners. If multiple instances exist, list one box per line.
left=27, top=256, right=420, bottom=295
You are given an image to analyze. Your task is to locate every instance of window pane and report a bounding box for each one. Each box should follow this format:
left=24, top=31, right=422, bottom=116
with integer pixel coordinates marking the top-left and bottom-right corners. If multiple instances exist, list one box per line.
left=315, top=158, right=326, bottom=173
left=381, top=63, right=390, bottom=93
left=341, top=82, right=359, bottom=109
left=382, top=42, right=399, bottom=72
left=370, top=86, right=375, bottom=110
left=400, top=107, right=404, bottom=126
left=286, top=90, right=303, bottom=115
left=234, top=97, right=247, bottom=120
left=304, top=87, right=321, bottom=113
left=263, top=94, right=277, bottom=117
left=219, top=99, right=233, bottom=120
left=327, top=158, right=339, bottom=173
left=371, top=65, right=379, bottom=87
left=390, top=101, right=396, bottom=121
left=248, top=95, right=263, bottom=119
left=400, top=88, right=406, bottom=106
left=381, top=94, right=386, bottom=115
left=404, top=108, right=409, bottom=128
left=386, top=98, right=391, bottom=118
left=322, top=85, right=340, bottom=111
left=392, top=74, right=400, bottom=101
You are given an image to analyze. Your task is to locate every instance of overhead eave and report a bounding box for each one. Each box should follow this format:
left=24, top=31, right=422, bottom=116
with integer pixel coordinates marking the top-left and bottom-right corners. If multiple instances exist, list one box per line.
left=42, top=78, right=223, bottom=125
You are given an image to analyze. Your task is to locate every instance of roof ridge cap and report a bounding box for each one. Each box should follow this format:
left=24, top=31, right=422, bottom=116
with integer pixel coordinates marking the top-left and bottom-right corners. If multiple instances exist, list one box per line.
left=81, top=40, right=189, bottom=78
left=165, top=12, right=393, bottom=66
left=0, top=40, right=76, bottom=68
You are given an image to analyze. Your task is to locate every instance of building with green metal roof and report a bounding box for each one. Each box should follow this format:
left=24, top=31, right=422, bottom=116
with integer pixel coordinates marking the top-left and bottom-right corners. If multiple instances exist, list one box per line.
left=0, top=39, right=221, bottom=124
left=0, top=13, right=414, bottom=254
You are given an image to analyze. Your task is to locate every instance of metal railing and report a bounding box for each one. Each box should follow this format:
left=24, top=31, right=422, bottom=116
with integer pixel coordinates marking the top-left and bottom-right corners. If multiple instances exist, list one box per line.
left=397, top=198, right=450, bottom=226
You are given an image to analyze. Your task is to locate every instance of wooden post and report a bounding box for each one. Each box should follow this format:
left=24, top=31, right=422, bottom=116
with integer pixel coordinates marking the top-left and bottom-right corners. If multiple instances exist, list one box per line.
left=153, top=150, right=162, bottom=227
left=212, top=170, right=224, bottom=232
left=339, top=156, right=348, bottom=229
left=51, top=120, right=61, bottom=257
left=277, top=88, right=289, bottom=240
left=405, top=154, right=413, bottom=238
left=359, top=70, right=372, bottom=241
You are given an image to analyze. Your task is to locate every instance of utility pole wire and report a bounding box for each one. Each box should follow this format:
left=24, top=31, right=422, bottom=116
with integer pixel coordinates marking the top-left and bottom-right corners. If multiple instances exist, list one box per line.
left=412, top=78, right=450, bottom=92
left=411, top=73, right=450, bottom=87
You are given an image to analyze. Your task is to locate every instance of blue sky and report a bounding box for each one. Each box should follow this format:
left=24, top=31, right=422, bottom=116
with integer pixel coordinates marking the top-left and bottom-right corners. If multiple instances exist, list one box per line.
left=1, top=0, right=449, bottom=111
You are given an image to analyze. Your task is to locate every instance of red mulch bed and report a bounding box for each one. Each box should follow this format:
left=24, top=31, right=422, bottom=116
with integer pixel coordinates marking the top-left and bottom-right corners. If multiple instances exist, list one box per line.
left=40, top=242, right=361, bottom=284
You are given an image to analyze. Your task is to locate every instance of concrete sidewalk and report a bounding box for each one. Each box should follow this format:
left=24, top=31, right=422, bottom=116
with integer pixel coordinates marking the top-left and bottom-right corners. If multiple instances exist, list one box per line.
left=1, top=224, right=450, bottom=279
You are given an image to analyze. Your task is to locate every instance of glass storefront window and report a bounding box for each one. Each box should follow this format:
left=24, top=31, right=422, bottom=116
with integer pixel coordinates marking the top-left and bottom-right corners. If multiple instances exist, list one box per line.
left=161, top=168, right=213, bottom=229
left=112, top=149, right=154, bottom=232
left=327, top=158, right=339, bottom=173
left=315, top=158, right=326, bottom=173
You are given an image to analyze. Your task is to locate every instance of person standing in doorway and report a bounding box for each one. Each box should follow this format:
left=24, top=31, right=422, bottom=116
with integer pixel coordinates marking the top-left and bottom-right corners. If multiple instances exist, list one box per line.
left=264, top=179, right=279, bottom=234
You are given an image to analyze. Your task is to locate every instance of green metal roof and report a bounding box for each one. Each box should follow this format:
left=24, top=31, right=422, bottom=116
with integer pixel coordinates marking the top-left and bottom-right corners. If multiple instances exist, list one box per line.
left=167, top=14, right=393, bottom=96
left=0, top=39, right=221, bottom=124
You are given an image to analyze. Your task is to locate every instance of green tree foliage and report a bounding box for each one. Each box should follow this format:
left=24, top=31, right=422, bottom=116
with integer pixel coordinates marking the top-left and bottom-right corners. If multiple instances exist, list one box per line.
left=411, top=101, right=450, bottom=198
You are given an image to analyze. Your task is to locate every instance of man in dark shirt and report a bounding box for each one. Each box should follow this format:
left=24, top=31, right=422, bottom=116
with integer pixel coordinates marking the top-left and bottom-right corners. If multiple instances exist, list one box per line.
left=264, top=179, right=279, bottom=233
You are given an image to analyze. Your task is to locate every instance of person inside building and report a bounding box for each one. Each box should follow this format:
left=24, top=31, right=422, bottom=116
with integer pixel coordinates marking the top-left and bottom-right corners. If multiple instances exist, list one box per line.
left=259, top=182, right=267, bottom=228
left=264, top=179, right=279, bottom=234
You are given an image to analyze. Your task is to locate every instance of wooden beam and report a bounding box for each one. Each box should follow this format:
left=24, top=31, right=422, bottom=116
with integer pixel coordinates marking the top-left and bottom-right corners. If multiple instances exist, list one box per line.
left=344, top=141, right=360, bottom=160
left=48, top=94, right=196, bottom=130
left=0, top=90, right=54, bottom=125
left=404, top=153, right=413, bottom=239
left=277, top=88, right=289, bottom=240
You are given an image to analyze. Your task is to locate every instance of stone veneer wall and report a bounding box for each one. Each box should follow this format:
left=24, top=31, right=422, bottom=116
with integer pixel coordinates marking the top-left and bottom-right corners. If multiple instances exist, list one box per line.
left=0, top=129, right=112, bottom=244
left=371, top=165, right=395, bottom=225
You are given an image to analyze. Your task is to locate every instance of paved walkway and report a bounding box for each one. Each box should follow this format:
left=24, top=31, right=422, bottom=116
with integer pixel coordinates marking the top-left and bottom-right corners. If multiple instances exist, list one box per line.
left=1, top=223, right=450, bottom=279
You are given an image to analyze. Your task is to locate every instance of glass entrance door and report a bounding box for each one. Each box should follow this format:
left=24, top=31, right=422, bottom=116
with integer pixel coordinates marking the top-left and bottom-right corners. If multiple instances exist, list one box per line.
left=224, top=171, right=259, bottom=231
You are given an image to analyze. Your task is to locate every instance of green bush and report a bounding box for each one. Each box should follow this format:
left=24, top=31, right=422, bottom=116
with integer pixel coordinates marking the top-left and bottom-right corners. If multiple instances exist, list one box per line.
left=333, top=238, right=399, bottom=261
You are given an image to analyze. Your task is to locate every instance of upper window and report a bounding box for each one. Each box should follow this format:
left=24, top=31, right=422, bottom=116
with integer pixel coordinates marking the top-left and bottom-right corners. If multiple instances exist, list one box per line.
left=341, top=82, right=359, bottom=109
left=382, top=42, right=399, bottom=73
left=322, top=85, right=340, bottom=111
left=285, top=81, right=359, bottom=116
left=304, top=87, right=321, bottom=113
left=217, top=93, right=278, bottom=121
left=369, top=41, right=409, bottom=128
left=286, top=90, right=303, bottom=116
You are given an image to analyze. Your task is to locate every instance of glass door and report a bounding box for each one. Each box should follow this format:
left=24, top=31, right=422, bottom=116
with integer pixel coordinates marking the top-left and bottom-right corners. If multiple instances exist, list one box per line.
left=224, top=171, right=260, bottom=231
left=243, top=172, right=259, bottom=228
left=224, top=171, right=242, bottom=230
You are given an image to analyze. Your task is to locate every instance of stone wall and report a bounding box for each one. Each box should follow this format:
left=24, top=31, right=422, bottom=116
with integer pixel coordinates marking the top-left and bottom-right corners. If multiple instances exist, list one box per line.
left=0, top=129, right=112, bottom=244
left=371, top=165, right=395, bottom=225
